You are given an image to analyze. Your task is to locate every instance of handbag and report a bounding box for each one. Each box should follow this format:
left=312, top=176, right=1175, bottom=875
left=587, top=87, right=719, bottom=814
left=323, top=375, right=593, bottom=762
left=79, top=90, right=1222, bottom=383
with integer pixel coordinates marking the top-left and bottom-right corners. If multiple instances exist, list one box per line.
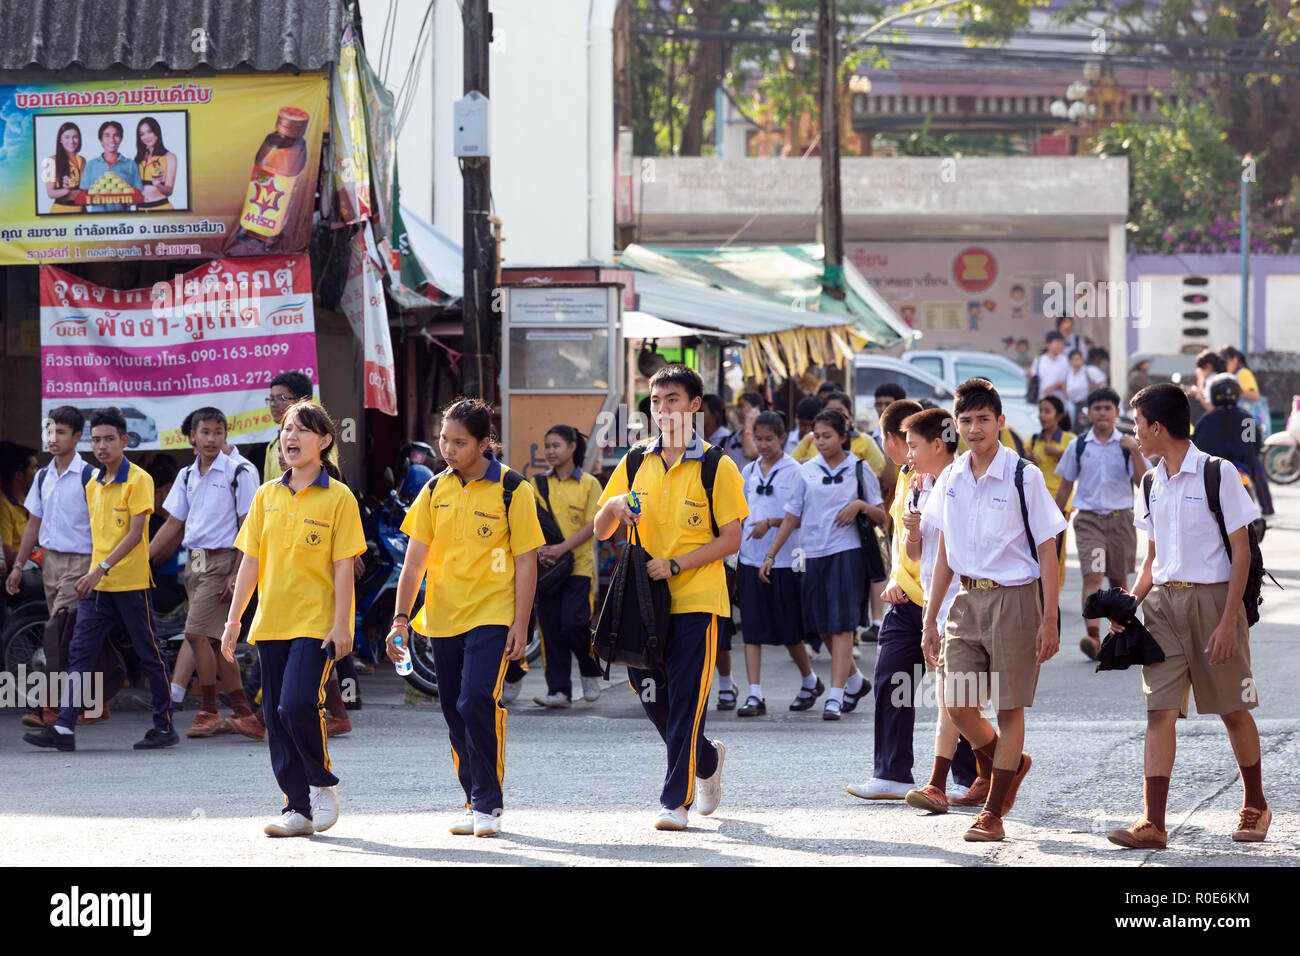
left=590, top=523, right=671, bottom=678
left=532, top=475, right=576, bottom=595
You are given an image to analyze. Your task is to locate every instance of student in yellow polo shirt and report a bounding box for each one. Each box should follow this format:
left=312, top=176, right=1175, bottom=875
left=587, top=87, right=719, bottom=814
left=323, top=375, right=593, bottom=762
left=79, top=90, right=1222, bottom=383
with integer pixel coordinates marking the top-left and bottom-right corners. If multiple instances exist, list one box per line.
left=595, top=365, right=747, bottom=832
left=387, top=398, right=544, bottom=839
left=531, top=424, right=606, bottom=709
left=23, top=408, right=175, bottom=753
left=222, top=401, right=366, bottom=838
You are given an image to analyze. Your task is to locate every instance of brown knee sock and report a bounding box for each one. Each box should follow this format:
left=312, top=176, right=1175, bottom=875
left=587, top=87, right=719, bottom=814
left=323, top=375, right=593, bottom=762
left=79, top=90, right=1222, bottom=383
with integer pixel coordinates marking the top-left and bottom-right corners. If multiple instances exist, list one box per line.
left=1238, top=761, right=1266, bottom=811
left=200, top=684, right=217, bottom=713
left=927, top=756, right=953, bottom=791
left=973, top=736, right=998, bottom=780
left=984, top=767, right=1016, bottom=817
left=1144, top=775, right=1170, bottom=831
left=324, top=676, right=346, bottom=719
left=228, top=688, right=253, bottom=718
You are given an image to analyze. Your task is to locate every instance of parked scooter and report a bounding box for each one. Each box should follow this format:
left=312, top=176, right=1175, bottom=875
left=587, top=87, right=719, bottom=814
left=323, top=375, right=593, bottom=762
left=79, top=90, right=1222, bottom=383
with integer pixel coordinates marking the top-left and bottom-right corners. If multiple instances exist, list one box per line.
left=1263, top=395, right=1300, bottom=485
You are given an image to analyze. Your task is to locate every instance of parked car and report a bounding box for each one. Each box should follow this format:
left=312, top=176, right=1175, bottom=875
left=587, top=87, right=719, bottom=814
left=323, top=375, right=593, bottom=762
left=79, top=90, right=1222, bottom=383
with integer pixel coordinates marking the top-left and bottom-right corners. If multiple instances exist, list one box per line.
left=899, top=349, right=1040, bottom=442
left=78, top=405, right=159, bottom=448
left=852, top=354, right=953, bottom=428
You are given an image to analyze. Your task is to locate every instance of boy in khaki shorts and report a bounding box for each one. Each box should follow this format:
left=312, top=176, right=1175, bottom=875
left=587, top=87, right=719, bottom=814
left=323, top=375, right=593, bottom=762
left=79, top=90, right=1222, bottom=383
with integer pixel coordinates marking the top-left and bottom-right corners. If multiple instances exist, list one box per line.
left=1107, top=384, right=1269, bottom=849
left=1052, top=386, right=1148, bottom=659
left=150, top=408, right=258, bottom=737
left=921, top=378, right=1066, bottom=842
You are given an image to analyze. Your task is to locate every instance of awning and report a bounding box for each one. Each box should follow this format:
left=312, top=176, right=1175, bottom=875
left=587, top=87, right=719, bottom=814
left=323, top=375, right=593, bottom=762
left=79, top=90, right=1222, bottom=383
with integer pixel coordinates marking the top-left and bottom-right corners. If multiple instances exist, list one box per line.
left=623, top=310, right=741, bottom=342
left=399, top=203, right=464, bottom=301
left=616, top=243, right=913, bottom=381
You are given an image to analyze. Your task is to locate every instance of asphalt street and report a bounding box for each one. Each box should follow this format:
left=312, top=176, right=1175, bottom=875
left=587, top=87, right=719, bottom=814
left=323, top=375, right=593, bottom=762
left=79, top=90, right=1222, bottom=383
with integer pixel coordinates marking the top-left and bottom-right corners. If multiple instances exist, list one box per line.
left=2, top=484, right=1298, bottom=868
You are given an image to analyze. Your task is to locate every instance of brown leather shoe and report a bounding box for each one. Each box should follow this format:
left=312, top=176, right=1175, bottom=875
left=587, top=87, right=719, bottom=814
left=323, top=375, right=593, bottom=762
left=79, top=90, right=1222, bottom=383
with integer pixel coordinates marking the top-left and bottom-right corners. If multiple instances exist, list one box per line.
left=187, top=710, right=225, bottom=737
left=1107, top=819, right=1167, bottom=849
left=325, top=715, right=352, bottom=737
left=962, top=810, right=1005, bottom=842
left=950, top=775, right=990, bottom=807
left=905, top=784, right=949, bottom=814
left=210, top=713, right=236, bottom=735
left=20, top=711, right=46, bottom=728
left=1232, top=806, right=1271, bottom=842
left=1002, top=753, right=1032, bottom=814
left=225, top=712, right=266, bottom=741
left=42, top=707, right=58, bottom=726
left=77, top=703, right=111, bottom=725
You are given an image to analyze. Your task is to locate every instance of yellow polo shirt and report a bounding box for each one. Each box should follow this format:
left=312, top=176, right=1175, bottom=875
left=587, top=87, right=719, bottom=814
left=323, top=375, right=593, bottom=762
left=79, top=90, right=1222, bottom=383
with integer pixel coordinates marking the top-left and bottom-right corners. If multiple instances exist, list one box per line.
left=792, top=430, right=886, bottom=476
left=86, top=459, right=154, bottom=591
left=887, top=465, right=925, bottom=606
left=533, top=469, right=603, bottom=580
left=234, top=468, right=366, bottom=642
left=0, top=491, right=27, bottom=553
left=598, top=434, right=748, bottom=617
left=403, top=458, right=546, bottom=638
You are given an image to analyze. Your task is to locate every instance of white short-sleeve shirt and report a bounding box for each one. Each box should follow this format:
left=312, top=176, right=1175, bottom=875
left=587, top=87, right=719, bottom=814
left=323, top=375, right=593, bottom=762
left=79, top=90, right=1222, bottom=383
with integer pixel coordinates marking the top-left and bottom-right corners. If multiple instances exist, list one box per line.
left=1055, top=428, right=1147, bottom=513
left=922, top=444, right=1067, bottom=586
left=162, top=451, right=258, bottom=551
left=739, top=455, right=801, bottom=569
left=1032, top=352, right=1072, bottom=402
left=23, top=457, right=94, bottom=554
left=1134, top=445, right=1259, bottom=584
left=784, top=452, right=882, bottom=560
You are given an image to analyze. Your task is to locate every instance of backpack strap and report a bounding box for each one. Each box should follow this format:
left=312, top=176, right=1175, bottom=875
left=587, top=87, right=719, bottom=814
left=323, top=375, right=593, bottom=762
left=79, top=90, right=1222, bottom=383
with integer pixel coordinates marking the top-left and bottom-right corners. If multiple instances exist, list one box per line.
left=36, top=464, right=50, bottom=499
left=80, top=462, right=95, bottom=488
left=230, top=461, right=251, bottom=514
left=1141, top=470, right=1153, bottom=520
left=535, top=473, right=554, bottom=515
left=1074, top=433, right=1131, bottom=474
left=1013, top=458, right=1039, bottom=564
left=501, top=468, right=524, bottom=534
left=1202, top=457, right=1233, bottom=559
left=626, top=446, right=645, bottom=487
left=701, top=444, right=724, bottom=537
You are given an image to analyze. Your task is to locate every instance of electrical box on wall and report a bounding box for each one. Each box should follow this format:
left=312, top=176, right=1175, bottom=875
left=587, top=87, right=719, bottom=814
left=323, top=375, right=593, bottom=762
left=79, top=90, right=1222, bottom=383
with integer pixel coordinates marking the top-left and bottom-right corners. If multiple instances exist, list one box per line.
left=454, top=91, right=490, bottom=157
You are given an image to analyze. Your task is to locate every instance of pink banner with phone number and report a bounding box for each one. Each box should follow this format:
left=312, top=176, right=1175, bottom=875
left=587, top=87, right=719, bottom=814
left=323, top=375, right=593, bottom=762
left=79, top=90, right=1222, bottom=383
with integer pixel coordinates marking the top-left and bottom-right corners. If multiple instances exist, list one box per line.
left=39, top=255, right=318, bottom=451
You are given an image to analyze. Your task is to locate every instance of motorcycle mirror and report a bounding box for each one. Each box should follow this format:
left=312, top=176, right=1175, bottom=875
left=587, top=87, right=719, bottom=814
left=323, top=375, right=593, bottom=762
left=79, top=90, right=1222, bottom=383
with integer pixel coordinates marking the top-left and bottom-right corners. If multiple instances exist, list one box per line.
left=383, top=466, right=395, bottom=491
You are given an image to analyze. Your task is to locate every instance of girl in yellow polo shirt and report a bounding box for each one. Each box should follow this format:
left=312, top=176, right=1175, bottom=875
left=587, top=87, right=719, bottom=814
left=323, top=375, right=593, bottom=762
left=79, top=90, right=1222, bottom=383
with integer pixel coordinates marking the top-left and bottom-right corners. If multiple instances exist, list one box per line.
left=387, top=398, right=544, bottom=838
left=222, top=400, right=366, bottom=838
left=531, top=424, right=605, bottom=709
left=1024, top=395, right=1075, bottom=596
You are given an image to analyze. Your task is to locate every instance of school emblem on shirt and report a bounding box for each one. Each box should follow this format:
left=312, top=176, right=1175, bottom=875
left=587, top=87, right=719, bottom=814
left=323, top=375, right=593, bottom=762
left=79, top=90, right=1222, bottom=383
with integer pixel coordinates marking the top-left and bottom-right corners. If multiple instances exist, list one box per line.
left=305, top=529, right=323, bottom=547
left=686, top=512, right=703, bottom=528
left=476, top=523, right=492, bottom=539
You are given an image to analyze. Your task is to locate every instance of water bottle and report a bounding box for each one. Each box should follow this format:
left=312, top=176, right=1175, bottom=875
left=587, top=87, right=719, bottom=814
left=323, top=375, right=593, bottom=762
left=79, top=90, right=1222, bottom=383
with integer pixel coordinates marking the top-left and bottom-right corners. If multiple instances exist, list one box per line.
left=393, top=633, right=413, bottom=676
left=627, top=490, right=641, bottom=514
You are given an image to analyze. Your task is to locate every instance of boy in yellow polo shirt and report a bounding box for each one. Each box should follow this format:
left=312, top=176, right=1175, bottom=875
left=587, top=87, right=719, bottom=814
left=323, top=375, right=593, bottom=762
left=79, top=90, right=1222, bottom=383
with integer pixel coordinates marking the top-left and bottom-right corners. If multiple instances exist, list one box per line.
left=24, top=408, right=175, bottom=752
left=387, top=398, right=544, bottom=839
left=595, top=365, right=747, bottom=832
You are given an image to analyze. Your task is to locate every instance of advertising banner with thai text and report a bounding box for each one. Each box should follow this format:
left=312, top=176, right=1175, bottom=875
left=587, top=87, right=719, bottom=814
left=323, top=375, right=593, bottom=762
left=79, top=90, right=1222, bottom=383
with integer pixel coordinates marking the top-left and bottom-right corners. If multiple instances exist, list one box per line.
left=340, top=223, right=397, bottom=415
left=1, top=75, right=327, bottom=265
left=40, top=256, right=318, bottom=451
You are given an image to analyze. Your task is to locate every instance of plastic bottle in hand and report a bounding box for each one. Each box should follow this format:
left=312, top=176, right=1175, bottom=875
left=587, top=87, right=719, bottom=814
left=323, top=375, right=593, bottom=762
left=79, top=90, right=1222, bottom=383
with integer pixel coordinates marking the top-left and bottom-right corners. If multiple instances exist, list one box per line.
left=393, top=634, right=413, bottom=676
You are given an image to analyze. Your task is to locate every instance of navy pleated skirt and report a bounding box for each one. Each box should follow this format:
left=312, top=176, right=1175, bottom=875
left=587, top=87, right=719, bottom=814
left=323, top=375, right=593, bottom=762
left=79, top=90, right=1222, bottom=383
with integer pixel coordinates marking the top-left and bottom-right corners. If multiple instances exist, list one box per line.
left=736, top=562, right=803, bottom=646
left=802, top=548, right=865, bottom=635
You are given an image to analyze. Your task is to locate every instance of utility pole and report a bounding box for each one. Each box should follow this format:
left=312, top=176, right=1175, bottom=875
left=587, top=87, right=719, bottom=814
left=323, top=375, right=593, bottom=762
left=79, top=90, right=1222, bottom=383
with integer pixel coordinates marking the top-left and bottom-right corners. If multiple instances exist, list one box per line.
left=462, top=0, right=492, bottom=399
left=818, top=0, right=844, bottom=301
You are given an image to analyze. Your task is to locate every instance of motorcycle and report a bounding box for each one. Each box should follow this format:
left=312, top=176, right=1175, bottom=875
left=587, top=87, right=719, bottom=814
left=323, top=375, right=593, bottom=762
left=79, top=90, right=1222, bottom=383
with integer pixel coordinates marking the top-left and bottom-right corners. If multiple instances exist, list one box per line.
left=1263, top=395, right=1300, bottom=485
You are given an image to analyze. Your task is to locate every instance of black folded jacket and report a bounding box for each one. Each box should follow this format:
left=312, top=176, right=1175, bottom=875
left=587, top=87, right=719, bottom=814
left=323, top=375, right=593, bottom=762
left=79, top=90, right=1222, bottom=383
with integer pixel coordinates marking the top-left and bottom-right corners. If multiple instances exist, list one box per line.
left=1083, top=587, right=1166, bottom=672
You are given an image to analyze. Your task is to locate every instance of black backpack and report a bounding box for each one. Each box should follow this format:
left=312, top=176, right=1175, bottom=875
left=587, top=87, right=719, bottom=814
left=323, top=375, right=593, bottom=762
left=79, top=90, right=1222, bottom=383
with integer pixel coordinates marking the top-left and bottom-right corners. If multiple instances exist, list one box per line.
left=1141, top=457, right=1278, bottom=627
left=590, top=521, right=671, bottom=678
left=532, top=474, right=576, bottom=595
left=1013, top=458, right=1061, bottom=637
left=1073, top=433, right=1131, bottom=472
left=622, top=443, right=738, bottom=602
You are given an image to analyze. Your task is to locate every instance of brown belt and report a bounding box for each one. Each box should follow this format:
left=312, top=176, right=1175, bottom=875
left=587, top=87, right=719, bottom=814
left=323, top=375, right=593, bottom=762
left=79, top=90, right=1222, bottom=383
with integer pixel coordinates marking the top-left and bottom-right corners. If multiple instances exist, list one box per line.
left=960, top=576, right=1000, bottom=590
left=1160, top=581, right=1195, bottom=590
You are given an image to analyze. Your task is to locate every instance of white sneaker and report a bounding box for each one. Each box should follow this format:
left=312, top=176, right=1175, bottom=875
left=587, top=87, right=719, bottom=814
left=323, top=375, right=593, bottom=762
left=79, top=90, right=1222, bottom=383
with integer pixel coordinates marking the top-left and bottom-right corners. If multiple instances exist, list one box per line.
left=449, top=810, right=475, bottom=835
left=263, top=810, right=314, bottom=837
left=851, top=644, right=862, bottom=659
left=654, top=805, right=688, bottom=831
left=581, top=677, right=601, bottom=702
left=533, top=691, right=571, bottom=708
left=846, top=778, right=910, bottom=800
left=308, top=785, right=339, bottom=832
left=500, top=680, right=522, bottom=704
left=695, top=739, right=725, bottom=816
left=946, top=783, right=971, bottom=802
left=474, top=808, right=502, bottom=837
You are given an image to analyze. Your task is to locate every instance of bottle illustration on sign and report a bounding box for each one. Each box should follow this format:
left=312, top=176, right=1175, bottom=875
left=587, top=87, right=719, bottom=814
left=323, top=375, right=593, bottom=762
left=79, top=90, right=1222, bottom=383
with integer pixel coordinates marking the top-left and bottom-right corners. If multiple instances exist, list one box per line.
left=230, top=107, right=309, bottom=250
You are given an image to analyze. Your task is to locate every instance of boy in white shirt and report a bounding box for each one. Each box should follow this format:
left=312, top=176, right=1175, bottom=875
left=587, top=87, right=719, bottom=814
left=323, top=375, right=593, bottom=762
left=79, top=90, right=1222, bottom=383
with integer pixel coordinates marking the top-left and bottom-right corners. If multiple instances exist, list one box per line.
left=921, top=378, right=1066, bottom=842
left=1106, top=384, right=1269, bottom=848
left=1053, top=387, right=1148, bottom=659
